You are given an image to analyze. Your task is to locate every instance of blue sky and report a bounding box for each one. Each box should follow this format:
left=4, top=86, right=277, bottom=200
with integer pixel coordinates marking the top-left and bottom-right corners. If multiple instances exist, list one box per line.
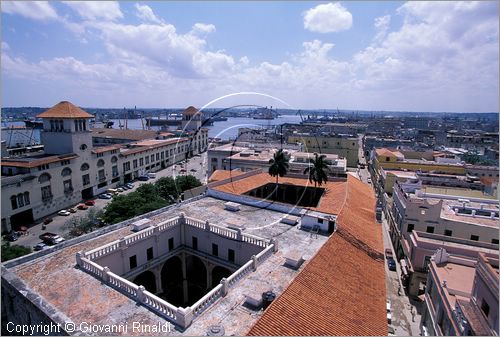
left=1, top=1, right=498, bottom=112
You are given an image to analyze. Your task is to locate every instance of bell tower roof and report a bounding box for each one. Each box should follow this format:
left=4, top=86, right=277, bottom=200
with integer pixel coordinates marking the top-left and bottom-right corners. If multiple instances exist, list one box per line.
left=36, top=101, right=94, bottom=119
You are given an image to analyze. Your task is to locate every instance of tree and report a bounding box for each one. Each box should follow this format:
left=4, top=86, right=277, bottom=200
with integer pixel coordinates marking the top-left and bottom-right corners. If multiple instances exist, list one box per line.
left=1, top=240, right=31, bottom=262
left=303, top=153, right=329, bottom=201
left=175, top=175, right=202, bottom=192
left=268, top=149, right=290, bottom=199
left=156, top=177, right=179, bottom=201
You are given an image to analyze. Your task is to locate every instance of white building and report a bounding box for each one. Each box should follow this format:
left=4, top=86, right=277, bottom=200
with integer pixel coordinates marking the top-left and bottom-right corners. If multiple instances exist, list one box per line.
left=1, top=102, right=208, bottom=233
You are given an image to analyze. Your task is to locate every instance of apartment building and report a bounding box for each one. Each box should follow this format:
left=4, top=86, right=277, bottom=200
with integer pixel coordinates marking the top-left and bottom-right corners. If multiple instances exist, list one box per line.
left=287, top=133, right=359, bottom=167
left=420, top=250, right=498, bottom=336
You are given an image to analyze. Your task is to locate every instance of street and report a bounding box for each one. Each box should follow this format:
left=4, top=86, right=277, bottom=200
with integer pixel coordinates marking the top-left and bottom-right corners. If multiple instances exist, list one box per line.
left=13, top=152, right=209, bottom=250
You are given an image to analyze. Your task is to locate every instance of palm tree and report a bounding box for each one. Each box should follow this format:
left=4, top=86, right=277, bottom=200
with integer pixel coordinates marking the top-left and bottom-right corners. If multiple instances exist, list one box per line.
left=303, top=153, right=329, bottom=202
left=268, top=149, right=290, bottom=200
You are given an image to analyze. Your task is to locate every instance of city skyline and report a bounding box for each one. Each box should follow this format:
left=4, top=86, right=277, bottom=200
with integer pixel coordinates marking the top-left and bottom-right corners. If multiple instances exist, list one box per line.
left=1, top=1, right=499, bottom=112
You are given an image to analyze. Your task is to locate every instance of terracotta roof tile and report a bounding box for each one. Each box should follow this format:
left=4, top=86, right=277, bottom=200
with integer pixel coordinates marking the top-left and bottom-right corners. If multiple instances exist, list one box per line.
left=36, top=101, right=94, bottom=119
left=183, top=106, right=199, bottom=116
left=208, top=169, right=246, bottom=183
left=247, top=176, right=387, bottom=336
left=212, top=172, right=346, bottom=215
left=1, top=154, right=78, bottom=168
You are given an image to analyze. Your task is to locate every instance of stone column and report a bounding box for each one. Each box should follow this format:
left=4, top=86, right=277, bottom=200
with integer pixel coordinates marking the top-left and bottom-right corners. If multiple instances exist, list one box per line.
left=154, top=266, right=163, bottom=294
left=181, top=253, right=189, bottom=305
left=76, top=251, right=83, bottom=267
left=252, top=255, right=257, bottom=271
left=206, top=262, right=213, bottom=290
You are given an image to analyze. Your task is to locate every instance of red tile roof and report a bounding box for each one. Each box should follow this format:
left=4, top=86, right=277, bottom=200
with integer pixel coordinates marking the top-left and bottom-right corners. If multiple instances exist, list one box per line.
left=212, top=172, right=347, bottom=215
left=208, top=169, right=246, bottom=183
left=247, top=176, right=387, bottom=336
left=183, top=106, right=199, bottom=116
left=91, top=144, right=123, bottom=154
left=1, top=154, right=78, bottom=168
left=36, top=101, right=94, bottom=119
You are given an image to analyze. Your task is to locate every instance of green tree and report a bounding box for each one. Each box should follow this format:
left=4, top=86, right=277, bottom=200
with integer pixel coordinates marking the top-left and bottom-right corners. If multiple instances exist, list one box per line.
left=268, top=149, right=290, bottom=199
left=175, top=175, right=202, bottom=192
left=1, top=240, right=31, bottom=262
left=155, top=177, right=179, bottom=201
left=303, top=153, right=329, bottom=201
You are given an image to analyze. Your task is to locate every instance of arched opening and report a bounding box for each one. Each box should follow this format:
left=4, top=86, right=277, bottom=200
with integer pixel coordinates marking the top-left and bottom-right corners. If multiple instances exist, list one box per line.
left=80, top=163, right=89, bottom=171
left=61, top=167, right=72, bottom=177
left=111, top=156, right=118, bottom=163
left=134, top=271, right=156, bottom=294
left=211, top=266, right=232, bottom=288
left=97, top=159, right=105, bottom=167
left=38, top=173, right=51, bottom=183
left=185, top=255, right=207, bottom=304
left=160, top=256, right=183, bottom=306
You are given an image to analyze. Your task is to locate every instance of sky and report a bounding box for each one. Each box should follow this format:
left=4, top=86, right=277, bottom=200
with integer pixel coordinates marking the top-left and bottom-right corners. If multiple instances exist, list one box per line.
left=1, top=1, right=499, bottom=112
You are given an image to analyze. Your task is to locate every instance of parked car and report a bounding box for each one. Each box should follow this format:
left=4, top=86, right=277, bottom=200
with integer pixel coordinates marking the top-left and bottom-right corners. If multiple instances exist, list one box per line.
left=39, top=233, right=65, bottom=245
left=386, top=300, right=392, bottom=324
left=77, top=204, right=88, bottom=210
left=147, top=172, right=156, bottom=178
left=367, top=177, right=372, bottom=184
left=84, top=200, right=95, bottom=206
left=387, top=257, right=397, bottom=271
left=138, top=176, right=149, bottom=181
left=43, top=217, right=53, bottom=225
left=34, top=242, right=48, bottom=251
left=4, top=232, right=19, bottom=242
left=67, top=208, right=77, bottom=213
left=125, top=183, right=134, bottom=189
left=116, top=187, right=124, bottom=193
left=58, top=210, right=71, bottom=216
left=385, top=248, right=393, bottom=259
left=98, top=193, right=112, bottom=199
left=120, top=184, right=130, bottom=190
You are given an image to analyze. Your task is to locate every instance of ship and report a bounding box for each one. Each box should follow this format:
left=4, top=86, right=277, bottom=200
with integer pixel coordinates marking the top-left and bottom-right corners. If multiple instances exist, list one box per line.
left=24, top=119, right=44, bottom=129
left=252, top=107, right=276, bottom=120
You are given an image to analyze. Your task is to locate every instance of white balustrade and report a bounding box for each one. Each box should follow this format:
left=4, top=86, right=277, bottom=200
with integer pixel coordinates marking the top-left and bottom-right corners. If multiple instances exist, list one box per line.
left=255, top=244, right=275, bottom=264
left=143, top=290, right=178, bottom=319
left=226, top=260, right=253, bottom=288
left=191, top=284, right=223, bottom=317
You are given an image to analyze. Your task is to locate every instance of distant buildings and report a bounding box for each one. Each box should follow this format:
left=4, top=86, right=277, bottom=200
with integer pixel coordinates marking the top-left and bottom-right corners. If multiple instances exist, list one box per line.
left=1, top=101, right=208, bottom=233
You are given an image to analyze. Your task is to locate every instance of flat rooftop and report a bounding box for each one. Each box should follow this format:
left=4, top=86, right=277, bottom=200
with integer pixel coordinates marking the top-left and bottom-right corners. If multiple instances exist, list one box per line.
left=8, top=197, right=329, bottom=335
left=434, top=261, right=476, bottom=308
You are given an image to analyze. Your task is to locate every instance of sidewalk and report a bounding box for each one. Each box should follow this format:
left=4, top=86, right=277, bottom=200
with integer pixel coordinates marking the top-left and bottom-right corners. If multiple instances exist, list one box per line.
left=381, top=213, right=422, bottom=336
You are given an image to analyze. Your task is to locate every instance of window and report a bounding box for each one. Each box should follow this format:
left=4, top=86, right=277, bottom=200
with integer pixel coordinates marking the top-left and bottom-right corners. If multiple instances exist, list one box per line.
left=192, top=237, right=198, bottom=250
left=61, top=167, right=72, bottom=177
left=38, top=173, right=51, bottom=183
left=123, top=162, right=130, bottom=172
left=129, top=255, right=137, bottom=269
left=385, top=157, right=390, bottom=162
left=98, top=169, right=105, bottom=181
left=41, top=185, right=52, bottom=201
left=421, top=209, right=426, bottom=215
left=228, top=249, right=235, bottom=263
left=23, top=192, right=30, bottom=205
left=10, top=196, right=17, bottom=210
left=111, top=156, right=118, bottom=163
left=133, top=159, right=138, bottom=169
left=426, top=226, right=434, bottom=234
left=97, top=153, right=104, bottom=158
left=80, top=144, right=88, bottom=151
left=168, top=238, right=174, bottom=251
left=147, top=247, right=154, bottom=261
left=470, top=235, right=479, bottom=241
left=63, top=179, right=73, bottom=193
left=423, top=256, right=432, bottom=272
left=80, top=163, right=89, bottom=171
left=492, top=239, right=499, bottom=245
left=444, top=229, right=452, bottom=236
left=60, top=160, right=70, bottom=166
left=407, top=224, right=415, bottom=233
left=82, top=174, right=90, bottom=186
left=317, top=218, right=323, bottom=224
left=481, top=300, right=490, bottom=317
left=139, top=158, right=144, bottom=166
left=17, top=194, right=24, bottom=207
left=112, top=166, right=119, bottom=177
left=156, top=153, right=159, bottom=161
left=212, top=243, right=218, bottom=257
left=97, top=159, right=105, bottom=167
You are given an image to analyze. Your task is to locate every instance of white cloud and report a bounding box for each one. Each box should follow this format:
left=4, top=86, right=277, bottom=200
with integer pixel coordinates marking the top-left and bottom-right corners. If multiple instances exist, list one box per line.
left=62, top=1, right=123, bottom=21
left=135, top=3, right=163, bottom=24
left=191, top=23, right=216, bottom=34
left=2, top=42, right=10, bottom=51
left=303, top=3, right=352, bottom=33
left=2, top=1, right=59, bottom=21
left=373, top=15, right=390, bottom=43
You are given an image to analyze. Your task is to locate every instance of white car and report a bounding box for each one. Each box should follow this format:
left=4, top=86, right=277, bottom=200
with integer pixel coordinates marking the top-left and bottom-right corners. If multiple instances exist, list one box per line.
left=386, top=300, right=392, bottom=324
left=58, top=210, right=71, bottom=216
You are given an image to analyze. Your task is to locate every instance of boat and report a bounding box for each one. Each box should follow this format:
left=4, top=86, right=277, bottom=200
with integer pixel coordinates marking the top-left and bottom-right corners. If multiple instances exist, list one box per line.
left=24, top=119, right=43, bottom=129
left=252, top=107, right=276, bottom=120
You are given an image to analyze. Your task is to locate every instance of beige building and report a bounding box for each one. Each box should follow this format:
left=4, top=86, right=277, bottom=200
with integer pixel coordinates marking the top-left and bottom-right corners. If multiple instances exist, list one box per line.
left=287, top=133, right=359, bottom=167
